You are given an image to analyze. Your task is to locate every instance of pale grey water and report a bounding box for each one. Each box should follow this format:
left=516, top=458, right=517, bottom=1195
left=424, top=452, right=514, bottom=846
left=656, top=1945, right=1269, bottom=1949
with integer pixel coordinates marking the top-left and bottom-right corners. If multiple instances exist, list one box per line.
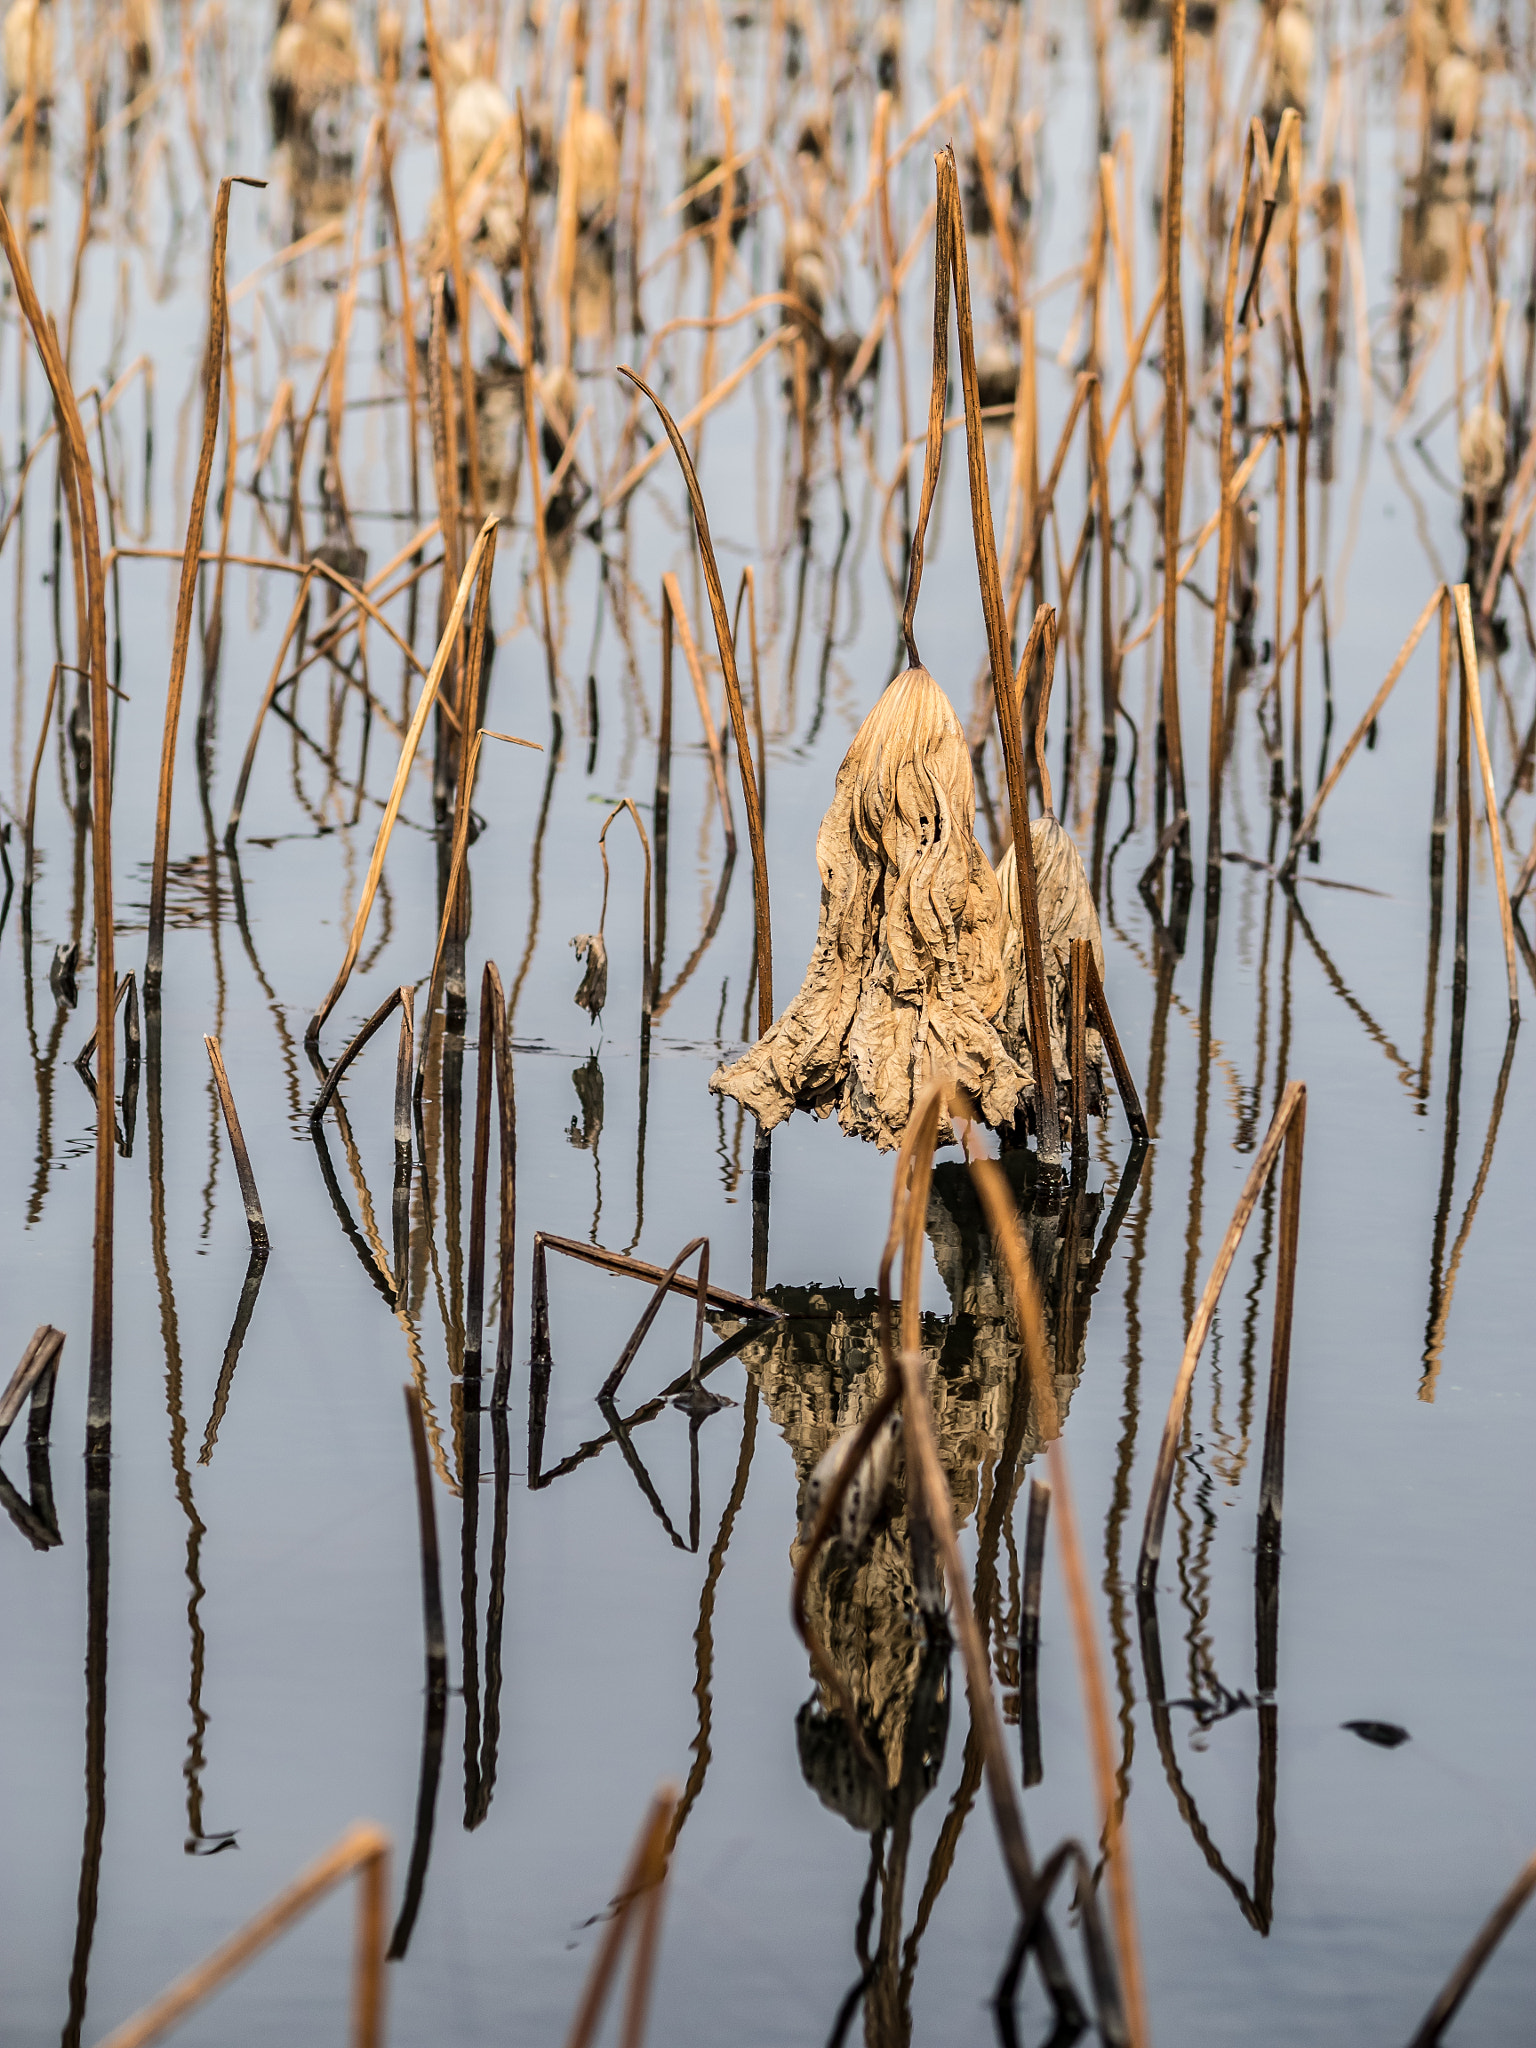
left=3, top=4, right=1535, bottom=2045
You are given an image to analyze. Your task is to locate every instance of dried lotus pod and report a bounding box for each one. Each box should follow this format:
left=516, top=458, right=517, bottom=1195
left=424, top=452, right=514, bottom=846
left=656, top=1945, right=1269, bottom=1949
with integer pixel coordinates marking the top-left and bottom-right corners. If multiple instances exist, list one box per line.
left=995, top=815, right=1106, bottom=1127
left=802, top=1412, right=902, bottom=1553
left=710, top=665, right=1028, bottom=1150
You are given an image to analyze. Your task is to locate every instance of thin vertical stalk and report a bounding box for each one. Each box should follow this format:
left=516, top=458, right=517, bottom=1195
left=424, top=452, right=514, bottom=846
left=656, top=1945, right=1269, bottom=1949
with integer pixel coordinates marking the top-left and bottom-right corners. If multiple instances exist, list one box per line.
left=1161, top=0, right=1188, bottom=829
left=1207, top=131, right=1255, bottom=876
left=940, top=146, right=1062, bottom=1163
left=1453, top=585, right=1521, bottom=1021
left=146, top=176, right=258, bottom=993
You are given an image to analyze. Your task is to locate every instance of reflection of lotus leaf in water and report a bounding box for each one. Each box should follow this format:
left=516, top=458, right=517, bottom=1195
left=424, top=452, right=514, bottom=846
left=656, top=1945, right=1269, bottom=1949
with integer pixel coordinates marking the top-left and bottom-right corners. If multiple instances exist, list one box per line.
left=725, top=1151, right=1102, bottom=1817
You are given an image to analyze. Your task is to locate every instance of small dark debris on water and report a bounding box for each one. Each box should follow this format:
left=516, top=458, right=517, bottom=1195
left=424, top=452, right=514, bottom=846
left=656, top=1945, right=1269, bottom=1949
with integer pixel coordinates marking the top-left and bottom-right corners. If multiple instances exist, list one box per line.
left=1342, top=1720, right=1410, bottom=1749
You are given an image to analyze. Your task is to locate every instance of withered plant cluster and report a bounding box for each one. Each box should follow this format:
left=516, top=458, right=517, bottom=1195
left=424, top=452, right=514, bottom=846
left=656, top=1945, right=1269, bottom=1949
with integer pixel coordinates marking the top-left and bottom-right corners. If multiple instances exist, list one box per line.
left=4, top=0, right=1536, bottom=2042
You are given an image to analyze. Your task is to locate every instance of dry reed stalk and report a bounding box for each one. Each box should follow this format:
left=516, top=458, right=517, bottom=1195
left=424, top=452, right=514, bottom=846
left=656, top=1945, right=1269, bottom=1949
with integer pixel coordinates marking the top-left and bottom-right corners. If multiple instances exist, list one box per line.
left=92, top=1823, right=390, bottom=2048
left=1285, top=124, right=1312, bottom=823
left=1044, top=1434, right=1150, bottom=2048
left=0, top=1326, right=66, bottom=1440
left=874, top=92, right=913, bottom=470
left=1482, top=430, right=1536, bottom=614
left=204, top=1037, right=269, bottom=1253
left=307, top=519, right=500, bottom=1051
left=553, top=79, right=582, bottom=371
left=146, top=175, right=260, bottom=994
left=597, top=1236, right=711, bottom=1403
left=469, top=269, right=527, bottom=365
left=563, top=1786, right=679, bottom=2048
left=1007, top=371, right=1096, bottom=644
left=227, top=218, right=345, bottom=304
left=940, top=147, right=1062, bottom=1164
left=464, top=961, right=508, bottom=1377
left=594, top=798, right=655, bottom=1031
left=310, top=985, right=405, bottom=1126
left=1237, top=110, right=1294, bottom=329
left=428, top=274, right=465, bottom=712
left=1138, top=1080, right=1307, bottom=1590
left=900, top=172, right=954, bottom=668
left=0, top=191, right=115, bottom=1448
left=516, top=106, right=561, bottom=717
left=1206, top=129, right=1256, bottom=875
left=732, top=566, right=766, bottom=813
left=1159, top=0, right=1189, bottom=832
left=604, top=328, right=792, bottom=509
left=1407, top=1848, right=1536, bottom=2047
left=529, top=1234, right=777, bottom=1329
left=794, top=1082, right=1087, bottom=2032
left=1281, top=586, right=1445, bottom=876
left=1433, top=591, right=1453, bottom=840
left=403, top=1382, right=447, bottom=1679
left=1453, top=585, right=1521, bottom=1021
left=21, top=658, right=61, bottom=896
left=1114, top=428, right=1277, bottom=659
left=837, top=83, right=968, bottom=233
left=661, top=572, right=736, bottom=856
left=893, top=1346, right=1037, bottom=1920
left=74, top=975, right=131, bottom=1075
left=622, top=375, right=772, bottom=1029
left=63, top=90, right=100, bottom=372
left=1089, top=376, right=1117, bottom=748
left=422, top=0, right=484, bottom=524
left=416, top=727, right=541, bottom=1080
left=841, top=200, right=937, bottom=393
left=225, top=566, right=319, bottom=842
left=666, top=147, right=757, bottom=219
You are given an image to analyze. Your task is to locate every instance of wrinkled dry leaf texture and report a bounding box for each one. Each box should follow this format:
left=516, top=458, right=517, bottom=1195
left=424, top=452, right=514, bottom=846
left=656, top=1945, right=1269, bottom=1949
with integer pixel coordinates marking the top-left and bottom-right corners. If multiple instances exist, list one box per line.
left=710, top=666, right=1026, bottom=1149
left=570, top=932, right=607, bottom=1020
left=996, top=814, right=1106, bottom=1127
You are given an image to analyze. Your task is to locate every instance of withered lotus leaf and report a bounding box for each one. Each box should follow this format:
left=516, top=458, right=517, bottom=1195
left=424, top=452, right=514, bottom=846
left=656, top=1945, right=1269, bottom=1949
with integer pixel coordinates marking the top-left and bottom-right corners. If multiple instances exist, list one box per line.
left=995, top=814, right=1106, bottom=1124
left=710, top=665, right=1029, bottom=1149
left=571, top=932, right=608, bottom=1021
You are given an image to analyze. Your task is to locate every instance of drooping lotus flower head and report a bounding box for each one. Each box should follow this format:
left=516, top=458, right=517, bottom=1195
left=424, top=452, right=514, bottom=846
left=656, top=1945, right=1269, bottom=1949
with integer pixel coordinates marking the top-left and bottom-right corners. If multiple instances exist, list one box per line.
left=710, top=665, right=1029, bottom=1150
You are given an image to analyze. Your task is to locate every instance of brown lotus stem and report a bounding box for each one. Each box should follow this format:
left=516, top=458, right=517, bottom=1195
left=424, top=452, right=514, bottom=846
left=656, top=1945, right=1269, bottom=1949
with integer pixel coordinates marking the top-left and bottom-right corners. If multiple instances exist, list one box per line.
left=422, top=0, right=483, bottom=526
left=1160, top=0, right=1188, bottom=834
left=1281, top=586, right=1445, bottom=877
left=94, top=1825, right=391, bottom=2048
left=204, top=1037, right=269, bottom=1253
left=0, top=188, right=115, bottom=1447
left=940, top=146, right=1062, bottom=1163
left=1286, top=121, right=1311, bottom=825
left=147, top=174, right=260, bottom=994
left=620, top=371, right=772, bottom=1035
left=1453, top=585, right=1521, bottom=1022
left=1139, top=1080, right=1307, bottom=1589
left=1207, top=128, right=1255, bottom=876
left=308, top=519, right=500, bottom=1052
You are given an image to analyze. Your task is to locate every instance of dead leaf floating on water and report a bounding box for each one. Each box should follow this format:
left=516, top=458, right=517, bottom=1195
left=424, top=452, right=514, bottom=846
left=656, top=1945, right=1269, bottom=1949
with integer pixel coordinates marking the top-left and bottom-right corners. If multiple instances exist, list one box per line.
left=571, top=932, right=607, bottom=1021
left=710, top=664, right=1028, bottom=1150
